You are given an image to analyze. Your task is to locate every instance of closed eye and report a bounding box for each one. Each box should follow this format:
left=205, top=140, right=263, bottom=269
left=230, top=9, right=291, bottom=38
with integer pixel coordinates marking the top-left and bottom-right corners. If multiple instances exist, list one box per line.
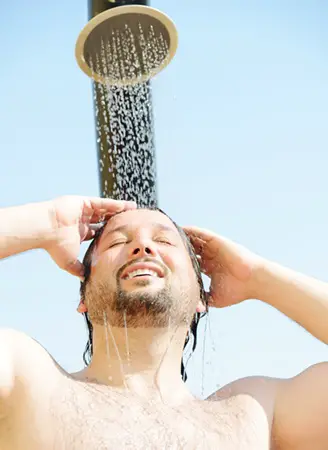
left=155, top=238, right=173, bottom=245
left=109, top=240, right=128, bottom=248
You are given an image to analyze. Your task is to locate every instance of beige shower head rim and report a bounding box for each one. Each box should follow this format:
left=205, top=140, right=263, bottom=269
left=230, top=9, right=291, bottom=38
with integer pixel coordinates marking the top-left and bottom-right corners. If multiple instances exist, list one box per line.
left=75, top=5, right=178, bottom=86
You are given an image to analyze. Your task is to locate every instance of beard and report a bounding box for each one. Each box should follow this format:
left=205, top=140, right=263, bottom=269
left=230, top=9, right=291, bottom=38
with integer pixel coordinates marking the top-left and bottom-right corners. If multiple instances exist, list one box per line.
left=84, top=277, right=194, bottom=328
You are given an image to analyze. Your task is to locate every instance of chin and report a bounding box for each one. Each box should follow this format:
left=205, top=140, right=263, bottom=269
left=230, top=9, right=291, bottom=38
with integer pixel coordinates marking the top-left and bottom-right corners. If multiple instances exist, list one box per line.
left=120, top=277, right=165, bottom=291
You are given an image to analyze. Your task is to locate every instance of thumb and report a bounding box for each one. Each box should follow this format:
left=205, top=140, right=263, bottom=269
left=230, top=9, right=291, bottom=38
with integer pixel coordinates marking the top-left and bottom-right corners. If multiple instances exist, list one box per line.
left=64, top=259, right=85, bottom=279
left=50, top=250, right=85, bottom=278
left=46, top=236, right=85, bottom=279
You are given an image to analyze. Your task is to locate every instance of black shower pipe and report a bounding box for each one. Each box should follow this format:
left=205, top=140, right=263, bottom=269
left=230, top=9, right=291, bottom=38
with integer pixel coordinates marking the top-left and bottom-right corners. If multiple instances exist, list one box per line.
left=88, top=0, right=158, bottom=207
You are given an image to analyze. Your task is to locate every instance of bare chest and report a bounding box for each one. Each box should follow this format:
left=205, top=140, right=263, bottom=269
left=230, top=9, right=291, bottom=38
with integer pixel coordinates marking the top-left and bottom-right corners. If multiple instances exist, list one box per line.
left=7, top=383, right=271, bottom=450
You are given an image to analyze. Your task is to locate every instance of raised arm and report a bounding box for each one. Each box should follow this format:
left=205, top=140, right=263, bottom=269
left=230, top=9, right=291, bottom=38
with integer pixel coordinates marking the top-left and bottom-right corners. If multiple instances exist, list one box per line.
left=255, top=261, right=328, bottom=344
left=184, top=226, right=328, bottom=448
left=0, top=196, right=136, bottom=277
left=184, top=226, right=328, bottom=345
left=0, top=201, right=53, bottom=260
left=0, top=196, right=136, bottom=424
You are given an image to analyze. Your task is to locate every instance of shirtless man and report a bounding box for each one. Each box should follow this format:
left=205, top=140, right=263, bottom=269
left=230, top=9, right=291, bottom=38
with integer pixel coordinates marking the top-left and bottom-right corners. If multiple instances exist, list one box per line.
left=1, top=194, right=328, bottom=449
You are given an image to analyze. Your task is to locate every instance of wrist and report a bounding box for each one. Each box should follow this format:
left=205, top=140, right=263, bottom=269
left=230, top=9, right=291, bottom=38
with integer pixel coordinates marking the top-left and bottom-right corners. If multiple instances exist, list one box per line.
left=248, top=258, right=274, bottom=302
left=36, top=200, right=60, bottom=249
left=0, top=200, right=59, bottom=259
left=24, top=200, right=58, bottom=250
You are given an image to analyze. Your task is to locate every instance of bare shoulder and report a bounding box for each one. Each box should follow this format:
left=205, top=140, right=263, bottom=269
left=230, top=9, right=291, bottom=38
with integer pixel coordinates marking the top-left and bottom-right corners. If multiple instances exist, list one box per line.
left=0, top=329, right=68, bottom=448
left=0, top=327, right=61, bottom=368
left=0, top=328, right=64, bottom=404
left=205, top=376, right=281, bottom=449
left=208, top=375, right=280, bottom=420
left=272, top=362, right=328, bottom=449
left=209, top=362, right=328, bottom=449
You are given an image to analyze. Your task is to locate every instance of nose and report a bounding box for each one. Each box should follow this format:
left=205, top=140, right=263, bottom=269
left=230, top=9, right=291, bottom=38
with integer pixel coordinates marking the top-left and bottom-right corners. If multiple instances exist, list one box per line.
left=129, top=240, right=157, bottom=259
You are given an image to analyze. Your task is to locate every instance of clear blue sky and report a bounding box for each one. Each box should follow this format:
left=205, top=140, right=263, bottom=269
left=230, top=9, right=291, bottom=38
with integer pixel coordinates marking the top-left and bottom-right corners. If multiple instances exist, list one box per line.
left=1, top=1, right=327, bottom=398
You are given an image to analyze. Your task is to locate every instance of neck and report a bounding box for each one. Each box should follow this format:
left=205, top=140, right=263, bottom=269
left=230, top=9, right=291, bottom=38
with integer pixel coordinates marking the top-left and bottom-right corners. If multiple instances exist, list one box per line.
left=82, top=322, right=193, bottom=403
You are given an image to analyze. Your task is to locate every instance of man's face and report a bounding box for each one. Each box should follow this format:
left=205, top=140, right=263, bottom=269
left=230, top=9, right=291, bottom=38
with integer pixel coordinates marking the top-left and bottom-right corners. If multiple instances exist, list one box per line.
left=84, top=209, right=200, bottom=327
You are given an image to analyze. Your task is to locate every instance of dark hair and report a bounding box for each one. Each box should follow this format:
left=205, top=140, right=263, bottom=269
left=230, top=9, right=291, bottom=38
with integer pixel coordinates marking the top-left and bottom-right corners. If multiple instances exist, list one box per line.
left=80, top=208, right=208, bottom=381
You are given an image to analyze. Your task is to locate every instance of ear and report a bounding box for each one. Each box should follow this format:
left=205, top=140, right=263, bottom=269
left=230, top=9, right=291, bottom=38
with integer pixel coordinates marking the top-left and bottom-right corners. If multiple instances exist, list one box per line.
left=77, top=300, right=88, bottom=314
left=196, top=300, right=206, bottom=313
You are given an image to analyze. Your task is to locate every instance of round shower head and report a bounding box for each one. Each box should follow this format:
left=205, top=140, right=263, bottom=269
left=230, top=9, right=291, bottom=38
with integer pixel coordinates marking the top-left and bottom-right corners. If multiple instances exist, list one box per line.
left=75, top=5, right=178, bottom=86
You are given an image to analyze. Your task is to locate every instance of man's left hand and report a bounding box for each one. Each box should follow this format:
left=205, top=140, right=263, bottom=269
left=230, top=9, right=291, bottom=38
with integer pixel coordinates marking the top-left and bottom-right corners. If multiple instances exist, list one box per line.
left=184, top=226, right=263, bottom=308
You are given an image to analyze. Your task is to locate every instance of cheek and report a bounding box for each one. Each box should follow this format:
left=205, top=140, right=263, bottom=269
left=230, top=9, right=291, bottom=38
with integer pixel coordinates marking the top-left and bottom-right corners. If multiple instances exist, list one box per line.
left=91, top=249, right=125, bottom=280
left=161, top=250, right=181, bottom=272
left=163, top=252, right=195, bottom=284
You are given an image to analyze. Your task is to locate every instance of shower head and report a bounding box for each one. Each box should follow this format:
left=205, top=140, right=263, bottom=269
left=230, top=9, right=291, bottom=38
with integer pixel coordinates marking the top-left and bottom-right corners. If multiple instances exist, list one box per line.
left=75, top=5, right=178, bottom=86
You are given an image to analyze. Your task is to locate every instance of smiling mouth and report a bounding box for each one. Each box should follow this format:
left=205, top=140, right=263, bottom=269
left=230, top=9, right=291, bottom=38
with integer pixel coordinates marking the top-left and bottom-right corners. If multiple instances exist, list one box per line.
left=123, top=269, right=160, bottom=280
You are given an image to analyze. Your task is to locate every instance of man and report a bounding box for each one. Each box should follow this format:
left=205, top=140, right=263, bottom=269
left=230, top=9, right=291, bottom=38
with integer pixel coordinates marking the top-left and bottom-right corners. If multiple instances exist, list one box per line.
left=0, top=194, right=328, bottom=449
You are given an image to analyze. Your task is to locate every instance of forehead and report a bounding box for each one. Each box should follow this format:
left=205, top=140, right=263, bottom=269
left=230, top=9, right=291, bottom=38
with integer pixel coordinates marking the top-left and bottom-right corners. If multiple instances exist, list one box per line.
left=101, top=209, right=180, bottom=236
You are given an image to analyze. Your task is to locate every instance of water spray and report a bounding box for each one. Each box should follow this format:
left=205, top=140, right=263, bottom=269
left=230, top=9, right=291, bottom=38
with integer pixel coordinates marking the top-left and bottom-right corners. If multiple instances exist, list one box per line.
left=75, top=1, right=178, bottom=207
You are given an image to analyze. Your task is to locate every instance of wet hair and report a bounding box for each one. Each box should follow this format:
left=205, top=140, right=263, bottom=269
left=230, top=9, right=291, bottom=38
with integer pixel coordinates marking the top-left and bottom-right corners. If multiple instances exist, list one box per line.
left=80, top=208, right=208, bottom=381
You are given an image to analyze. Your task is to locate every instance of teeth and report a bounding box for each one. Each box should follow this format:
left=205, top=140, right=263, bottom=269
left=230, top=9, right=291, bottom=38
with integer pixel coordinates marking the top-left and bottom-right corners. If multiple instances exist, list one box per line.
left=124, top=269, right=159, bottom=280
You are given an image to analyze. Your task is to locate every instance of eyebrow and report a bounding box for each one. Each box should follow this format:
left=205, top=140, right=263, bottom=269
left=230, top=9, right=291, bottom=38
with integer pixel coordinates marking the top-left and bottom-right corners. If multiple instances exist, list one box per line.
left=101, top=222, right=177, bottom=241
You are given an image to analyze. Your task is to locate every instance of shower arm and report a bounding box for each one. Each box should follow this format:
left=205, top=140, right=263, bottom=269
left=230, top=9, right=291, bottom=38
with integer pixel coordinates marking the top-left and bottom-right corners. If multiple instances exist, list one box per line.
left=89, top=0, right=149, bottom=19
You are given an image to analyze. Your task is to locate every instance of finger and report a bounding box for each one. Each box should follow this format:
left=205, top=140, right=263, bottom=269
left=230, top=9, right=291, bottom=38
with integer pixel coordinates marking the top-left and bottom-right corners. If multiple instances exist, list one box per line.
left=90, top=210, right=118, bottom=220
left=87, top=209, right=110, bottom=225
left=91, top=210, right=120, bottom=222
left=84, top=229, right=96, bottom=241
left=189, top=235, right=207, bottom=249
left=183, top=226, right=216, bottom=243
left=89, top=222, right=105, bottom=231
left=89, top=198, right=137, bottom=214
left=195, top=255, right=212, bottom=276
left=81, top=199, right=136, bottom=226
left=64, top=259, right=85, bottom=278
left=187, top=235, right=207, bottom=255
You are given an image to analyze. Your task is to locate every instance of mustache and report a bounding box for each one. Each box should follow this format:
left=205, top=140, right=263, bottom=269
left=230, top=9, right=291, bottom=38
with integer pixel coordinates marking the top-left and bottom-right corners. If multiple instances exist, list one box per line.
left=116, top=257, right=168, bottom=280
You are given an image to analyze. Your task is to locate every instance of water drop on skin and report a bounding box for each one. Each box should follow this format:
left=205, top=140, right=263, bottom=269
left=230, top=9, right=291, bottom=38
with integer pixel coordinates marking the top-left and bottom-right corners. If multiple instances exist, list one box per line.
left=91, top=253, right=99, bottom=267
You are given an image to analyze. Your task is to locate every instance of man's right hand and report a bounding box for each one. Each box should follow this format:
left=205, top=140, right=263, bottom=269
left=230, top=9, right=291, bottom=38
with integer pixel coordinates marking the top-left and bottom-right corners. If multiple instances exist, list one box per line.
left=44, top=196, right=136, bottom=278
